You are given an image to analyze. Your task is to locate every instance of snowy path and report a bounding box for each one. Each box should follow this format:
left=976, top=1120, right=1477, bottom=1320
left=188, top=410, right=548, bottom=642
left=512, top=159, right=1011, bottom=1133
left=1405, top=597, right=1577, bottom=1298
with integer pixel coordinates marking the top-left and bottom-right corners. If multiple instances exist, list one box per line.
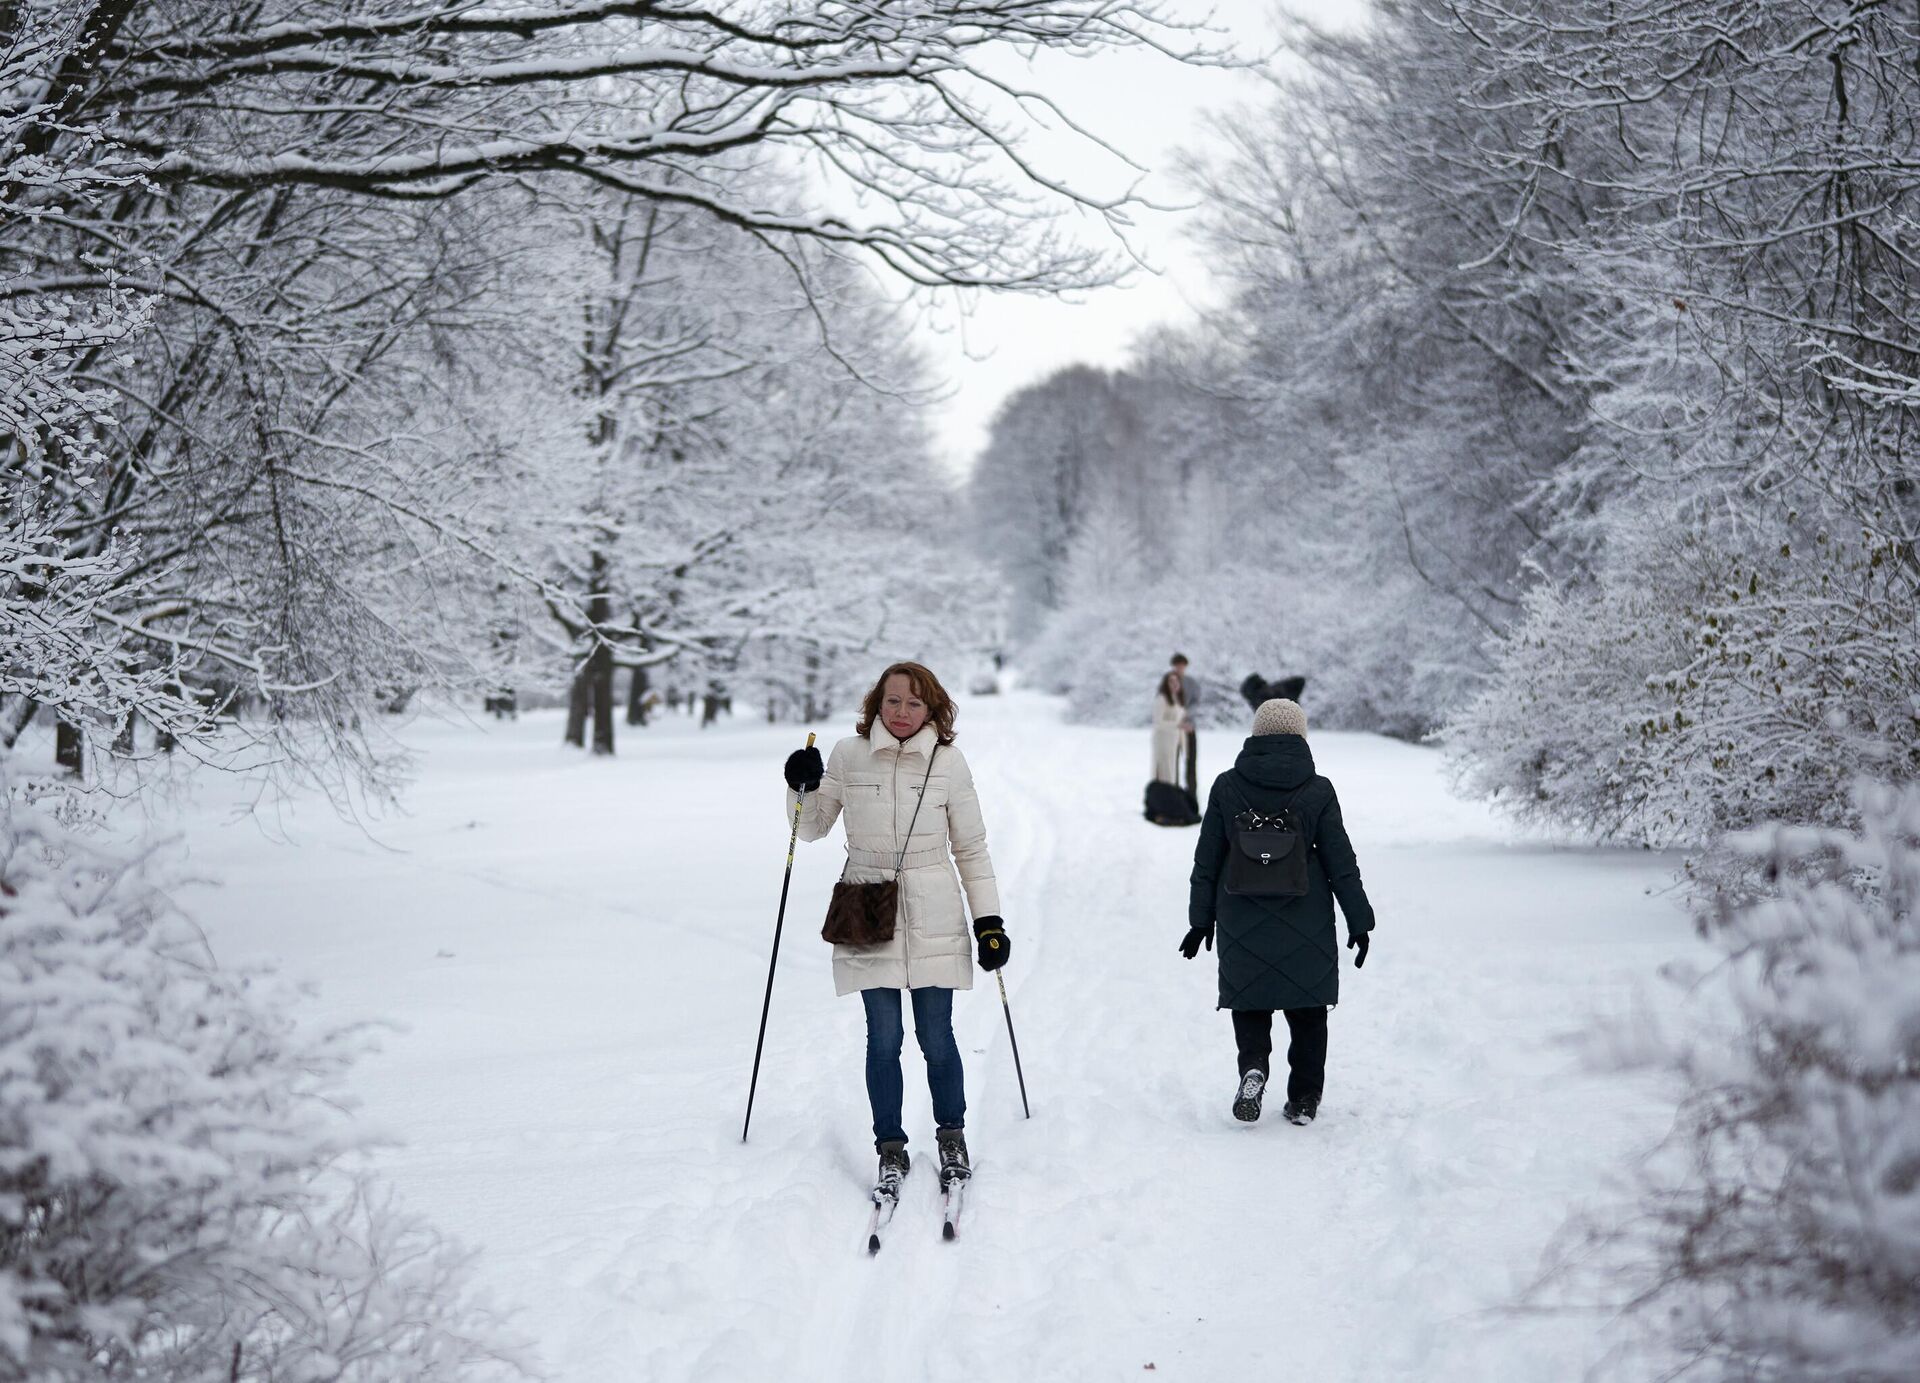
left=166, top=691, right=1690, bottom=1381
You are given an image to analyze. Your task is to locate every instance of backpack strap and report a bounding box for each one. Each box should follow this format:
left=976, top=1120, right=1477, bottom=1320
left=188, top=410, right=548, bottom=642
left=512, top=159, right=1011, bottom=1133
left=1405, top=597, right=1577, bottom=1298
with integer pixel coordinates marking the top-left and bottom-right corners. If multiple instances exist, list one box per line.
left=1222, top=774, right=1312, bottom=833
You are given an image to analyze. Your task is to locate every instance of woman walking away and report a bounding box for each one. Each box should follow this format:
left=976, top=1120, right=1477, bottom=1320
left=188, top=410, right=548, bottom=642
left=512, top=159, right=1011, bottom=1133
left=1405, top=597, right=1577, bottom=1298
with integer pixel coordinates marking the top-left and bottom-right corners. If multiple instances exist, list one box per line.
left=1180, top=698, right=1375, bottom=1125
left=780, top=662, right=1009, bottom=1209
left=1152, top=653, right=1193, bottom=783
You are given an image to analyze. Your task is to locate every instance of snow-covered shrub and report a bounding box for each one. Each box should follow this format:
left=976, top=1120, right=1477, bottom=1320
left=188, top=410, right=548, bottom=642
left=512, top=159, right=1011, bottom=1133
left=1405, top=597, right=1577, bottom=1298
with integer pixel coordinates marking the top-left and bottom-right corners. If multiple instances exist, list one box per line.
left=0, top=784, right=525, bottom=1380
left=1612, top=782, right=1920, bottom=1379
left=1447, top=518, right=1920, bottom=846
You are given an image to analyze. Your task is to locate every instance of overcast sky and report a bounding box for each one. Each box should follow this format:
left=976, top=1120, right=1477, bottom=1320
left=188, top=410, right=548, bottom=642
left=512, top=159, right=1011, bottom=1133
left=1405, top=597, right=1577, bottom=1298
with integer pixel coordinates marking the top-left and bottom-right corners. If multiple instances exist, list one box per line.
left=919, top=1, right=1367, bottom=479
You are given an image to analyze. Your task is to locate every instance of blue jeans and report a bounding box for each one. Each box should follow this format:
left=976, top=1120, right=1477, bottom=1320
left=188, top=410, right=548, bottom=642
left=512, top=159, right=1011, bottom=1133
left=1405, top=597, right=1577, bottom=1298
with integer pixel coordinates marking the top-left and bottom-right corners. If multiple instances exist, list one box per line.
left=861, top=986, right=966, bottom=1150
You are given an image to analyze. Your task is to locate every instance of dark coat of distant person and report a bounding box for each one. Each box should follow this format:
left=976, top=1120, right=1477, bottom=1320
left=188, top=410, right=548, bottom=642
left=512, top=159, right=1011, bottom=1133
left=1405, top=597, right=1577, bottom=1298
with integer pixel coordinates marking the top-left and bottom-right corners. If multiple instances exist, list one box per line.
left=1189, top=733, right=1374, bottom=1010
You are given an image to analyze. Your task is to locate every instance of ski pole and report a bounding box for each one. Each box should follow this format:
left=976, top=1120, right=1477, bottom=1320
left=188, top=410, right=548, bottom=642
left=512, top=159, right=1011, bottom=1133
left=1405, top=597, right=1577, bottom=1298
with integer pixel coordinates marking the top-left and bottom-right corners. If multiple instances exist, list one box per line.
left=995, top=972, right=1031, bottom=1119
left=743, top=732, right=814, bottom=1143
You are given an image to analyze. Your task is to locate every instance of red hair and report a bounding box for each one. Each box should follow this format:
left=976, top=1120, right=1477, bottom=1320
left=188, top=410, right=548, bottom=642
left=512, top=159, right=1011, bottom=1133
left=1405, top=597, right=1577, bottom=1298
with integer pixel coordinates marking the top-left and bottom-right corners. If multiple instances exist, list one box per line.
left=856, top=662, right=958, bottom=745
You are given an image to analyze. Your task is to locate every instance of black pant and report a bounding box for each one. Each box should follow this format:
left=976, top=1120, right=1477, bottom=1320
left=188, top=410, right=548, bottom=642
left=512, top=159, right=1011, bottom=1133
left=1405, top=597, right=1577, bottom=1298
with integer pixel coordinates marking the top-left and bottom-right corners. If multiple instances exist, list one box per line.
left=1231, top=1007, right=1328, bottom=1105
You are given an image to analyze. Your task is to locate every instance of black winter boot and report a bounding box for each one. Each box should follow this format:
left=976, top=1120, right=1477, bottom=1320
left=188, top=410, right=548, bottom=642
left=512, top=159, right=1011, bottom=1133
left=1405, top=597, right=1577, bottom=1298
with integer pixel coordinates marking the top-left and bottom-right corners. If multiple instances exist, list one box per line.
left=936, top=1128, right=971, bottom=1186
left=875, top=1140, right=910, bottom=1201
left=1233, top=1069, right=1267, bottom=1122
left=1282, top=1097, right=1319, bottom=1126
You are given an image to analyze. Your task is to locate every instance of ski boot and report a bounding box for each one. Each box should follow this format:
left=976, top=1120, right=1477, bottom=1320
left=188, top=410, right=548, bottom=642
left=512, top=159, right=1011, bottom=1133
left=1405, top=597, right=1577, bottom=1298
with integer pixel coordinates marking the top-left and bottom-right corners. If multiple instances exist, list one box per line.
left=868, top=1140, right=910, bottom=1254
left=1282, top=1096, right=1319, bottom=1126
left=874, top=1140, right=910, bottom=1202
left=936, top=1128, right=971, bottom=1187
left=1232, top=1069, right=1267, bottom=1123
left=936, top=1129, right=970, bottom=1241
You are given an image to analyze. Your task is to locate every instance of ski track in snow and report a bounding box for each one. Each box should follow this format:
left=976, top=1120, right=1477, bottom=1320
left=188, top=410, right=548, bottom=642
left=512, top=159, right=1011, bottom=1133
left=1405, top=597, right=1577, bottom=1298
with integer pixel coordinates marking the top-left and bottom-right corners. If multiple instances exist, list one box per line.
left=160, top=691, right=1695, bottom=1382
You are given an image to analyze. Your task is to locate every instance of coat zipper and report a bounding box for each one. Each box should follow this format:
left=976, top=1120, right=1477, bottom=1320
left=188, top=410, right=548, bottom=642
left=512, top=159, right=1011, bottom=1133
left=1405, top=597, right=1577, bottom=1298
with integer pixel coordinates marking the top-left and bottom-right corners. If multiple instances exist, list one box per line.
left=894, top=748, right=910, bottom=989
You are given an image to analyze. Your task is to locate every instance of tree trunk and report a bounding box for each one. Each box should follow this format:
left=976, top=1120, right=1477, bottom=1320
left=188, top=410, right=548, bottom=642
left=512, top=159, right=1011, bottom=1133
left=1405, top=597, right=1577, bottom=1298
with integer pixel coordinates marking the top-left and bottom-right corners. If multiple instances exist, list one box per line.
left=565, top=665, right=590, bottom=747
left=589, top=642, right=616, bottom=755
left=156, top=681, right=186, bottom=752
left=626, top=665, right=649, bottom=726
left=113, top=713, right=136, bottom=756
left=55, top=717, right=84, bottom=776
left=587, top=550, right=616, bottom=755
left=0, top=696, right=37, bottom=751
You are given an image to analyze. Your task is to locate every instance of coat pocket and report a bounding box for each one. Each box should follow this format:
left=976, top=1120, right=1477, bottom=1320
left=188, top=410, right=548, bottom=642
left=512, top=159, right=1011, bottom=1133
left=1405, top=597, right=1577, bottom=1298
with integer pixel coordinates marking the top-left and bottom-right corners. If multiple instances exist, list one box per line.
left=842, top=776, right=887, bottom=835
left=907, top=777, right=950, bottom=809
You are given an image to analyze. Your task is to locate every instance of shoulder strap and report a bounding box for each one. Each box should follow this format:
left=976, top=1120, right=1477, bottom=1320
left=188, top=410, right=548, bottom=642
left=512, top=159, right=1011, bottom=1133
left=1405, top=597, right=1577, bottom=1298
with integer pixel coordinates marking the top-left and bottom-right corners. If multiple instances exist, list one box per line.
left=891, top=746, right=939, bottom=878
left=1223, top=774, right=1311, bottom=826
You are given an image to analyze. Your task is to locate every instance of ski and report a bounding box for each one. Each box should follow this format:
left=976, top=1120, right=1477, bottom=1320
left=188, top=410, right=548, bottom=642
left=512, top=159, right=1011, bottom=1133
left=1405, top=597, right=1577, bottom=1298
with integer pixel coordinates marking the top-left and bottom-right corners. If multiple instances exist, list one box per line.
left=940, top=1175, right=967, bottom=1240
left=866, top=1186, right=899, bottom=1255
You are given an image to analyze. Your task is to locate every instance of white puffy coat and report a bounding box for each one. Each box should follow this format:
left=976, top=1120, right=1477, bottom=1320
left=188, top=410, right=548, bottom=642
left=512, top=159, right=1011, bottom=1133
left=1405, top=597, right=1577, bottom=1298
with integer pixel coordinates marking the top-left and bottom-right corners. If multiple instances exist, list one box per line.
left=1151, top=689, right=1186, bottom=782
left=786, top=722, right=1000, bottom=995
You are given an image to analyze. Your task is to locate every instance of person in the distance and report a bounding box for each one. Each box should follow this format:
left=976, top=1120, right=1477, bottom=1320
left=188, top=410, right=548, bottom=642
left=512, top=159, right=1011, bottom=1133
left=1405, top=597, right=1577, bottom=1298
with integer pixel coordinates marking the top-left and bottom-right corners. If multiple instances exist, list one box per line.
left=1152, top=652, right=1194, bottom=783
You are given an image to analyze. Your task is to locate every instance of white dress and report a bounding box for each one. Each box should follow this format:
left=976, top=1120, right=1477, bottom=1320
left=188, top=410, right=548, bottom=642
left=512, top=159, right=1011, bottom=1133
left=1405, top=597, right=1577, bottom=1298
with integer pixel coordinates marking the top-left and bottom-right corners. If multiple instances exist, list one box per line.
left=1151, top=690, right=1186, bottom=783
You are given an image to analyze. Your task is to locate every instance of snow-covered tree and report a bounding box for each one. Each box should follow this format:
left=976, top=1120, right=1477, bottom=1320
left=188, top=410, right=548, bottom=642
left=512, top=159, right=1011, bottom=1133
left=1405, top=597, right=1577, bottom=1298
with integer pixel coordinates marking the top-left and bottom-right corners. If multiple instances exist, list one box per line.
left=1008, top=0, right=1917, bottom=818
left=967, top=366, right=1151, bottom=638
left=488, top=184, right=973, bottom=752
left=0, top=2, right=208, bottom=765
left=1434, top=0, right=1920, bottom=840
left=75, top=0, right=1214, bottom=289
left=5, top=0, right=1218, bottom=789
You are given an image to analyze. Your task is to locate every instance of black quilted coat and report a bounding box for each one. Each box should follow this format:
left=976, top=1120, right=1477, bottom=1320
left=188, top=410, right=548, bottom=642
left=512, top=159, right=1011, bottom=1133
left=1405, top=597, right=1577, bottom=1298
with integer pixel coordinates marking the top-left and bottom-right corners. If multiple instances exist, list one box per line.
left=1188, top=735, right=1375, bottom=1010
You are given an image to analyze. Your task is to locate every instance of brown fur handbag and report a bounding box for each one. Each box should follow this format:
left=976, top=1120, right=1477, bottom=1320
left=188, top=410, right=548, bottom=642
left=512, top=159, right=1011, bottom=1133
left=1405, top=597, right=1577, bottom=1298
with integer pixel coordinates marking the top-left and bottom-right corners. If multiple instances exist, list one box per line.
left=821, top=877, right=900, bottom=947
left=822, top=748, right=937, bottom=948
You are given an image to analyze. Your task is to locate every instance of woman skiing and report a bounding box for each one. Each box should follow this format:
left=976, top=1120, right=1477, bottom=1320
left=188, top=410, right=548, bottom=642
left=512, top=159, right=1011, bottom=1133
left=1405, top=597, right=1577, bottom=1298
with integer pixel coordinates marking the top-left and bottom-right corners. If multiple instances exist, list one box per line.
left=1152, top=653, right=1193, bottom=783
left=780, top=662, right=1008, bottom=1209
left=1180, top=697, right=1375, bottom=1125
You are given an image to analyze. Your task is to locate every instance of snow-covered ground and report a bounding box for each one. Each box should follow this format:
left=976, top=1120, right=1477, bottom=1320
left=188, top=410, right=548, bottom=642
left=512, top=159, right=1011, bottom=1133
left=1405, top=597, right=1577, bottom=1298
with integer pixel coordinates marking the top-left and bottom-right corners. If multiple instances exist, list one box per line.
left=153, top=690, right=1692, bottom=1381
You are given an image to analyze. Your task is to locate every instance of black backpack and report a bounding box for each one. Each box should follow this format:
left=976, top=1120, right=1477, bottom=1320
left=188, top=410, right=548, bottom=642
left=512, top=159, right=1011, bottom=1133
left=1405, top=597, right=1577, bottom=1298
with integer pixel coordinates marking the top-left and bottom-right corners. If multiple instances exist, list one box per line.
left=1221, top=779, right=1311, bottom=898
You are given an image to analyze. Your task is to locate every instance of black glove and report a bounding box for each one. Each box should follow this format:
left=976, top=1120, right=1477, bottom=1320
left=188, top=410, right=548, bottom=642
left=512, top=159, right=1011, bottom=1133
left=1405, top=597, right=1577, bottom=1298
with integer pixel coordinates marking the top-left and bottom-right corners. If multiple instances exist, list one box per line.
left=1347, top=931, right=1370, bottom=969
left=973, top=916, right=1010, bottom=972
left=783, top=746, right=823, bottom=792
left=1179, top=923, right=1214, bottom=960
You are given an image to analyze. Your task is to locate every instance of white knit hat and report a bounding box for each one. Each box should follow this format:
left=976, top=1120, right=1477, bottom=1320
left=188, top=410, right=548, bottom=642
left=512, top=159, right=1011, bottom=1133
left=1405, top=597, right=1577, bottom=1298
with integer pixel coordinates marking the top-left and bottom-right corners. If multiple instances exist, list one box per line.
left=1253, top=698, right=1307, bottom=737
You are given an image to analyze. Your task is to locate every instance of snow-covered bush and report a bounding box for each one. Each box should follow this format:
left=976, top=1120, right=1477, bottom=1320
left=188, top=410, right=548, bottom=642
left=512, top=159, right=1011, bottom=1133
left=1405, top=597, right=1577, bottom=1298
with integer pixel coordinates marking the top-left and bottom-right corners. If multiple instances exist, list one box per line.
left=1446, top=519, right=1920, bottom=846
left=0, top=784, right=525, bottom=1380
left=1609, top=782, right=1920, bottom=1378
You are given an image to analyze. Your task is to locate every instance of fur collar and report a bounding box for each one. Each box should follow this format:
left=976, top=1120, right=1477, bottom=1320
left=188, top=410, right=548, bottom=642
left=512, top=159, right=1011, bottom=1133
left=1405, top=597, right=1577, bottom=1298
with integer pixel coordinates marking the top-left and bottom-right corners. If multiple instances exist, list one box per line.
left=865, top=721, right=941, bottom=761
